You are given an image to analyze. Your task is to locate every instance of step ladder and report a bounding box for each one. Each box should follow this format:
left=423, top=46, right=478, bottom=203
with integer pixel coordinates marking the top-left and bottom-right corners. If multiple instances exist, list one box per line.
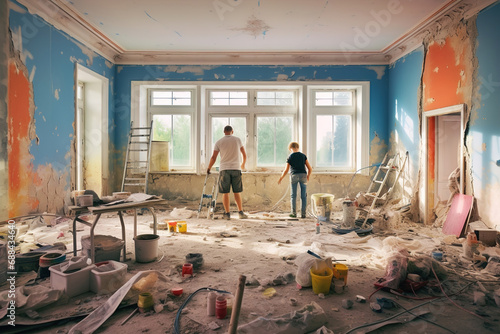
left=121, top=121, right=153, bottom=193
left=358, top=151, right=409, bottom=228
left=197, top=173, right=220, bottom=219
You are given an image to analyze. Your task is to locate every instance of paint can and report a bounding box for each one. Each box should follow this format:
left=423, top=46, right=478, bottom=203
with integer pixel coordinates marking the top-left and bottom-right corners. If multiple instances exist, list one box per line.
left=168, top=221, right=177, bottom=233
left=177, top=221, right=187, bottom=233
left=182, top=263, right=193, bottom=277
left=134, top=234, right=159, bottom=263
left=215, top=295, right=227, bottom=319
left=137, top=292, right=154, bottom=312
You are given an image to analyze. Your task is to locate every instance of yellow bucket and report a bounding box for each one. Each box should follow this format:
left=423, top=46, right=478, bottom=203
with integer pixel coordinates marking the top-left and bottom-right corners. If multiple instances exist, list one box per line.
left=310, top=267, right=333, bottom=294
left=177, top=221, right=187, bottom=233
left=333, top=263, right=348, bottom=285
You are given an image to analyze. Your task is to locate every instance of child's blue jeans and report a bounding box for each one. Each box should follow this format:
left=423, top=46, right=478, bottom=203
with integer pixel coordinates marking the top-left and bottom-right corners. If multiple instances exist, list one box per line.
left=290, top=173, right=307, bottom=214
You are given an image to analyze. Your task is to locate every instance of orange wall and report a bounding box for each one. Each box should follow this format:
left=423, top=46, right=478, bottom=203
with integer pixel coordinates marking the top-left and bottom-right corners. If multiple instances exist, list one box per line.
left=422, top=36, right=468, bottom=111
left=8, top=61, right=37, bottom=217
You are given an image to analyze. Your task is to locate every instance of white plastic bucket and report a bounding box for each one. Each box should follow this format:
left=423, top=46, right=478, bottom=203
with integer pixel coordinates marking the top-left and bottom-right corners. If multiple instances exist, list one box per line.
left=134, top=234, right=159, bottom=263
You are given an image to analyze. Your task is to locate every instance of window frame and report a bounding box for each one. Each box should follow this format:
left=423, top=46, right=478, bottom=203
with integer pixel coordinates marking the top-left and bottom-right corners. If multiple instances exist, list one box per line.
left=205, top=87, right=299, bottom=171
left=147, top=87, right=197, bottom=171
left=307, top=83, right=369, bottom=173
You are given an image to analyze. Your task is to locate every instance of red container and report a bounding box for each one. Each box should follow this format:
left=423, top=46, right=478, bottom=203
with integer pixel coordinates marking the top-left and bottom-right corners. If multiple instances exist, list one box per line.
left=215, top=296, right=227, bottom=319
left=182, top=263, right=193, bottom=277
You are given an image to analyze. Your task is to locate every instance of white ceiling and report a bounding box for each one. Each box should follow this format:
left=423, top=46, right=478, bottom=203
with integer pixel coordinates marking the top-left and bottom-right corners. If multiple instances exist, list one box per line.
left=62, top=0, right=450, bottom=53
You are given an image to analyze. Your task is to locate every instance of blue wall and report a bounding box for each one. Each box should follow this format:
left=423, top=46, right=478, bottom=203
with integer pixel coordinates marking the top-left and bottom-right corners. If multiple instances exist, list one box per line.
left=114, top=64, right=389, bottom=173
left=474, top=1, right=500, bottom=227
left=9, top=0, right=114, bottom=176
left=387, top=47, right=424, bottom=182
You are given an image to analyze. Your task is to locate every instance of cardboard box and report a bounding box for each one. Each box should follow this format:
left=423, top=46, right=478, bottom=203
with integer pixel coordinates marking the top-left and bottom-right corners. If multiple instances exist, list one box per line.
left=474, top=229, right=498, bottom=247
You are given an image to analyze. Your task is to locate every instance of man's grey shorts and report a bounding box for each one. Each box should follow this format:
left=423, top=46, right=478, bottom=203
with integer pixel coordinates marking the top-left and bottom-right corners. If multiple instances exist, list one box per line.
left=219, top=170, right=243, bottom=194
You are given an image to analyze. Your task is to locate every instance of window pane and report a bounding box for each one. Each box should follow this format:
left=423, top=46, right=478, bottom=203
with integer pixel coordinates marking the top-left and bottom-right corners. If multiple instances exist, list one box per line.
left=210, top=91, right=248, bottom=106
left=257, top=117, right=275, bottom=165
left=172, top=115, right=191, bottom=166
left=152, top=115, right=172, bottom=142
left=257, top=116, right=293, bottom=166
left=151, top=90, right=192, bottom=106
left=316, top=115, right=351, bottom=167
left=172, top=91, right=192, bottom=106
left=211, top=117, right=246, bottom=168
left=315, top=91, right=333, bottom=106
left=334, top=91, right=352, bottom=106
left=256, top=91, right=294, bottom=106
left=152, top=114, right=191, bottom=167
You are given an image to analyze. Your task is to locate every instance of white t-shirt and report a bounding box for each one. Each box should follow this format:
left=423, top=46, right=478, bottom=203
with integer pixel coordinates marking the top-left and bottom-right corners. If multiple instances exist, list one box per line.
left=214, top=135, right=243, bottom=171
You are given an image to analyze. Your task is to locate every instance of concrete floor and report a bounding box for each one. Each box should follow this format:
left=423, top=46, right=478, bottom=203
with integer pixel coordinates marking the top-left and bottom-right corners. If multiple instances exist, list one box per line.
left=2, top=205, right=500, bottom=334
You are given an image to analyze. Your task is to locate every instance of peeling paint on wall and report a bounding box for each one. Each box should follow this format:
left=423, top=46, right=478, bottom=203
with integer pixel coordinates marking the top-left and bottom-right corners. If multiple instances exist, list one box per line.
left=366, top=66, right=386, bottom=80
left=369, top=132, right=387, bottom=166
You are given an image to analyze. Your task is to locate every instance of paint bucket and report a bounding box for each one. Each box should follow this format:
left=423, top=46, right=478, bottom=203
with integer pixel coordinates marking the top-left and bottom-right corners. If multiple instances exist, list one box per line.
left=333, top=263, right=349, bottom=285
left=310, top=267, right=333, bottom=295
left=311, top=193, right=335, bottom=221
left=81, top=235, right=124, bottom=263
left=186, top=253, right=204, bottom=269
left=137, top=292, right=154, bottom=312
left=182, top=263, right=193, bottom=277
left=168, top=221, right=177, bottom=233
left=177, top=221, right=187, bottom=233
left=15, top=251, right=47, bottom=272
left=343, top=200, right=356, bottom=227
left=134, top=234, right=159, bottom=263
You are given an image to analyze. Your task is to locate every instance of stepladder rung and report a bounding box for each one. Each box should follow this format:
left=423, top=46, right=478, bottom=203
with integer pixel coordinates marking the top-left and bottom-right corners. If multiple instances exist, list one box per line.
left=129, top=149, right=149, bottom=152
left=124, top=182, right=146, bottom=186
left=131, top=134, right=150, bottom=137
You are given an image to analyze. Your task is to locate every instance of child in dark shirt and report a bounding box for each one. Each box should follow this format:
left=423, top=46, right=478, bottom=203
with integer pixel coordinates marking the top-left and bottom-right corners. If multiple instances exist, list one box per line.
left=278, top=142, right=312, bottom=218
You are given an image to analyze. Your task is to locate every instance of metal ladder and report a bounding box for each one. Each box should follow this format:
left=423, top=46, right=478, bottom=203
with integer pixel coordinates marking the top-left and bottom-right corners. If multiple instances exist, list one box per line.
left=197, top=173, right=220, bottom=219
left=358, top=151, right=409, bottom=228
left=121, top=121, right=153, bottom=193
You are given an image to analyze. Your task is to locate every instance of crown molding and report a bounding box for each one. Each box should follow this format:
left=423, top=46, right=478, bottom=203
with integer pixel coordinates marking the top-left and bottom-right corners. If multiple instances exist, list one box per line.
left=15, top=0, right=499, bottom=66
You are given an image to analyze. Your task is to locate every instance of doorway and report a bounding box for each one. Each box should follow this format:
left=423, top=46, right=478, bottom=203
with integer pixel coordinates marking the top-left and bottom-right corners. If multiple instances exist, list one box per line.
left=75, top=64, right=109, bottom=197
left=421, top=104, right=465, bottom=224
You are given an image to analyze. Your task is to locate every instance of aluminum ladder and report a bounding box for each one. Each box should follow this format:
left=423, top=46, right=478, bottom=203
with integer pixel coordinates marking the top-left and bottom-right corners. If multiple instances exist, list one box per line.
left=121, top=120, right=153, bottom=193
left=358, top=151, right=409, bottom=228
left=197, top=173, right=220, bottom=219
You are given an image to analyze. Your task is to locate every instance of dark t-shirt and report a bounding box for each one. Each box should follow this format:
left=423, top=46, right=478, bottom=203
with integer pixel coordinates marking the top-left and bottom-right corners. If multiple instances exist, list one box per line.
left=287, top=152, right=307, bottom=175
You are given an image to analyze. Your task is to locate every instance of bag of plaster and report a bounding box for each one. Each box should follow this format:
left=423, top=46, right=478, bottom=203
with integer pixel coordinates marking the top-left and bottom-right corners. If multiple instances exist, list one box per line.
left=374, top=249, right=408, bottom=290
left=295, top=254, right=332, bottom=288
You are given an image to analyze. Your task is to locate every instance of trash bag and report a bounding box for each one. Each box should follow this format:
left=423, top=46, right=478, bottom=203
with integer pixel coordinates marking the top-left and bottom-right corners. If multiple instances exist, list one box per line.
left=295, top=253, right=332, bottom=288
left=375, top=250, right=408, bottom=290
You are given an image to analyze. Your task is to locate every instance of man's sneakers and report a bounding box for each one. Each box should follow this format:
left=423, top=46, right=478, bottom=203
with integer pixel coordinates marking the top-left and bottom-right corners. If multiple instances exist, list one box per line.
left=289, top=213, right=297, bottom=218
left=301, top=213, right=307, bottom=219
left=223, top=211, right=248, bottom=219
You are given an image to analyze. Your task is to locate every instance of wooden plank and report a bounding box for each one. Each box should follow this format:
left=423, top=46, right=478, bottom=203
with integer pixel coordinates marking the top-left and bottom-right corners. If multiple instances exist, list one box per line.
left=442, top=194, right=474, bottom=237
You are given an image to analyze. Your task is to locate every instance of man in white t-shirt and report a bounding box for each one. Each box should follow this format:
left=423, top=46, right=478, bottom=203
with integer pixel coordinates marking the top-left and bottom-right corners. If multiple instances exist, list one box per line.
left=207, top=125, right=248, bottom=219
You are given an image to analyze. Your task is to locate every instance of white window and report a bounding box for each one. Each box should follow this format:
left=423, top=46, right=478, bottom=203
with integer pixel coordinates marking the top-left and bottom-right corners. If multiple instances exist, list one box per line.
left=309, top=85, right=369, bottom=172
left=148, top=88, right=195, bottom=170
left=206, top=88, right=298, bottom=170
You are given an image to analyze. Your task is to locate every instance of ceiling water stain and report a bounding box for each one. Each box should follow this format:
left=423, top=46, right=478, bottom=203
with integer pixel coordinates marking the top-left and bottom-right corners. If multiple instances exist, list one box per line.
left=235, top=15, right=271, bottom=38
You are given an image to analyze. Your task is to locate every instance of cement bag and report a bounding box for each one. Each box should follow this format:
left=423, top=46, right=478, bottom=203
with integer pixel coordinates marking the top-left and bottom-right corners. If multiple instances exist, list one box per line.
left=376, top=250, right=408, bottom=289
left=295, top=254, right=332, bottom=287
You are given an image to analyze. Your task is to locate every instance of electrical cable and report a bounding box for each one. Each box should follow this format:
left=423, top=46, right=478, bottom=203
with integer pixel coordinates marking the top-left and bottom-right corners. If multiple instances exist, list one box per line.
left=431, top=264, right=486, bottom=321
left=344, top=299, right=439, bottom=334
left=391, top=300, right=455, bottom=333
left=344, top=163, right=381, bottom=199
left=173, top=287, right=231, bottom=334
left=270, top=182, right=290, bottom=212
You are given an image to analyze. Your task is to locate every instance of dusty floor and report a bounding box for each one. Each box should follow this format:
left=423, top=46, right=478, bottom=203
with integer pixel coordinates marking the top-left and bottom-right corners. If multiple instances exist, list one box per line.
left=2, top=204, right=500, bottom=334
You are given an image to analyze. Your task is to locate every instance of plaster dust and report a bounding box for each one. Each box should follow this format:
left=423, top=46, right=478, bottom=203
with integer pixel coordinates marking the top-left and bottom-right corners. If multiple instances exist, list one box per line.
left=8, top=207, right=500, bottom=334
